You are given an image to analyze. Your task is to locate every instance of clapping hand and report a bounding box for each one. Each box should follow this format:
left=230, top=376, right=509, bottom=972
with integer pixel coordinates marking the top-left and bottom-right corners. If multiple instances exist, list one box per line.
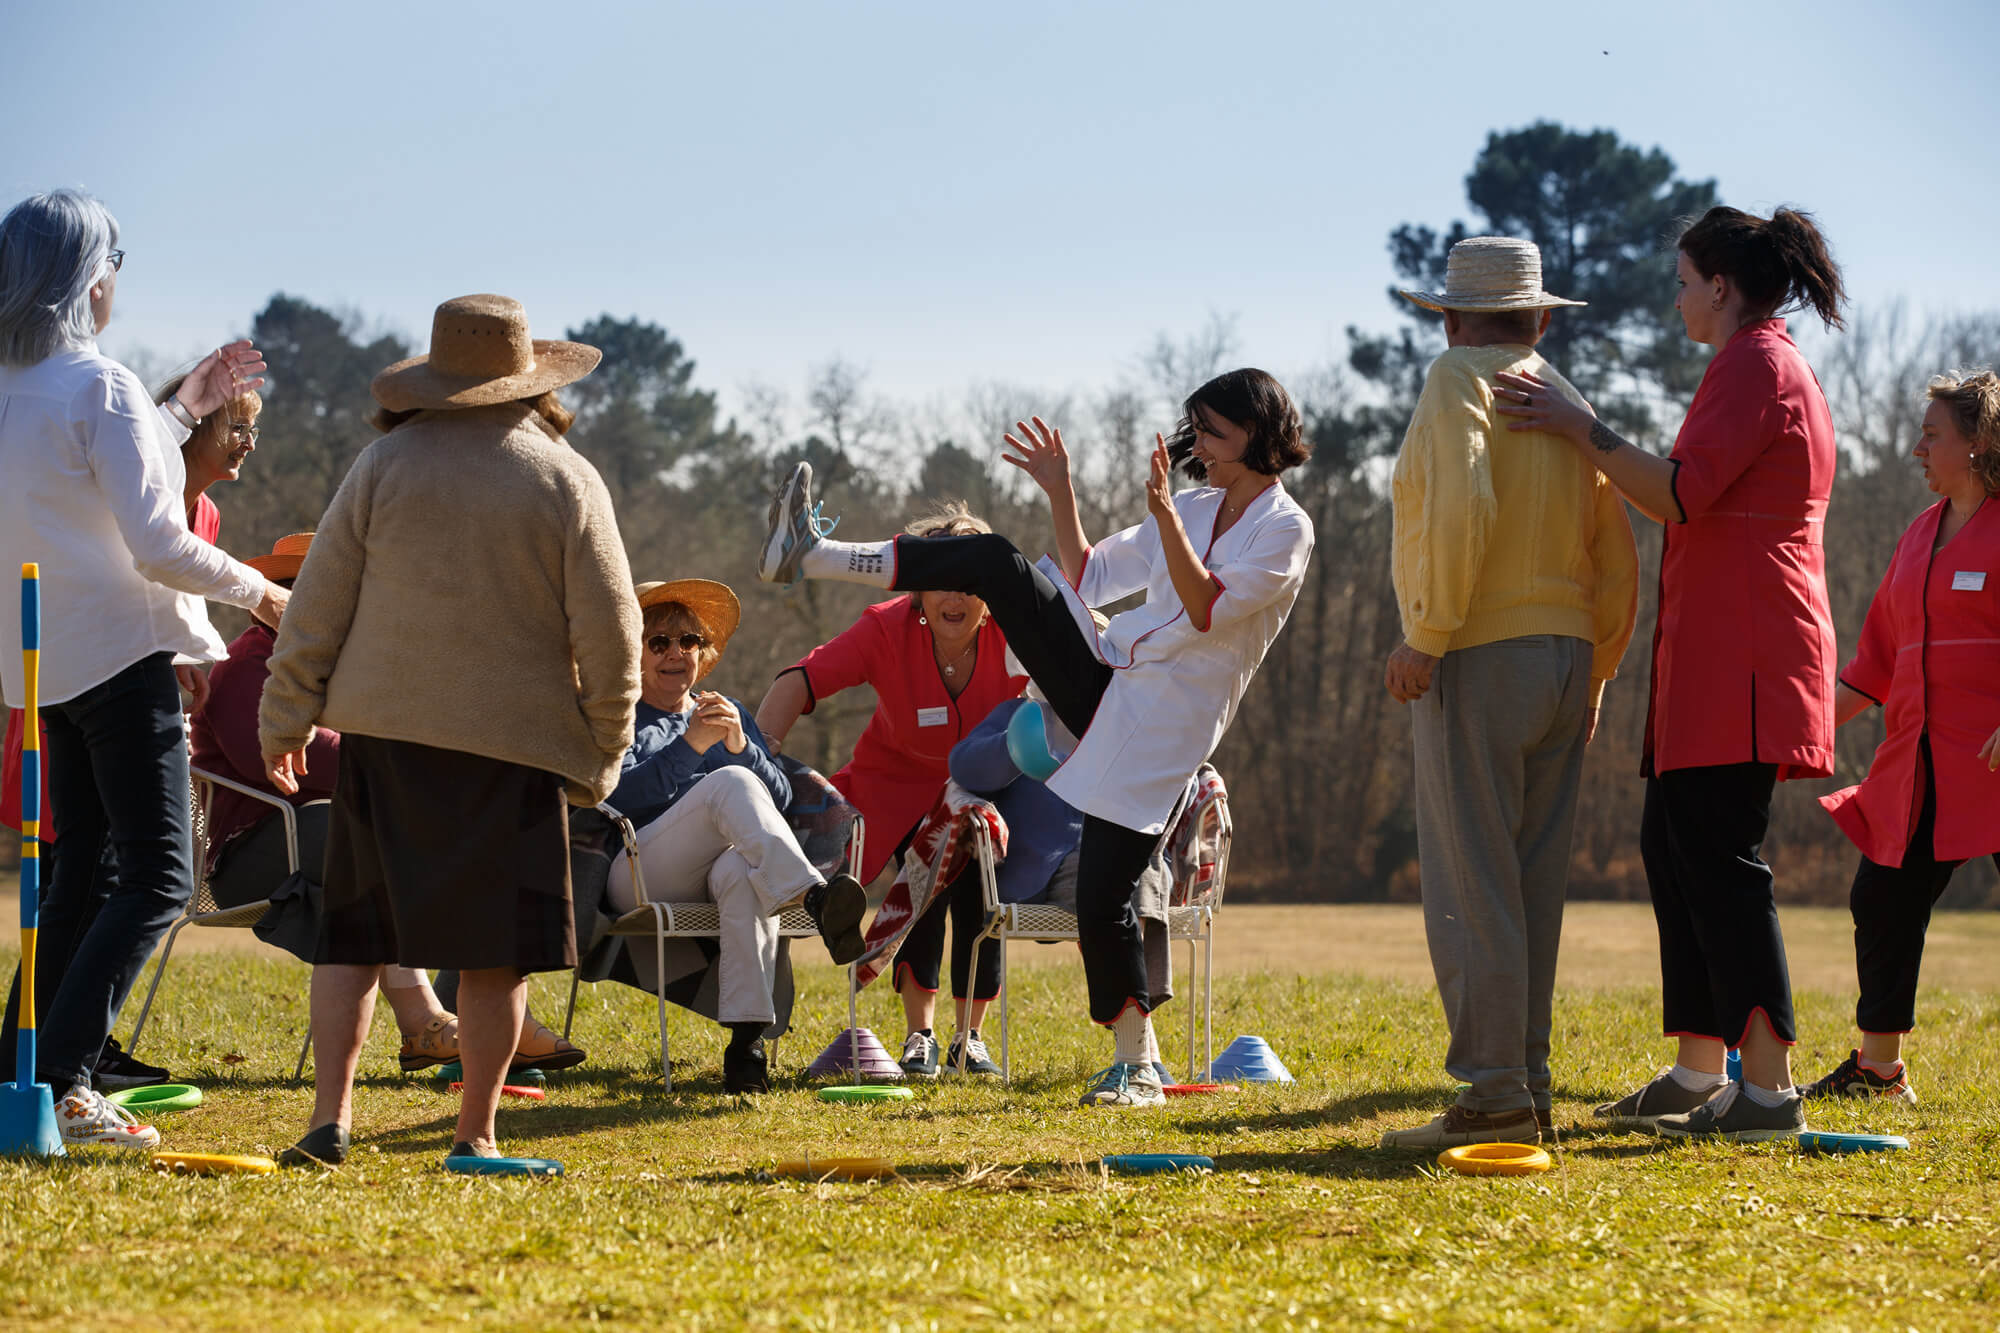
left=1146, top=435, right=1175, bottom=520
left=1001, top=417, right=1073, bottom=498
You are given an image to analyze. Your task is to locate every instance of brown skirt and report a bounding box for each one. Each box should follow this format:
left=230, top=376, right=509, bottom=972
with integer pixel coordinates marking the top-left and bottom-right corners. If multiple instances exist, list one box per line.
left=317, top=734, right=576, bottom=973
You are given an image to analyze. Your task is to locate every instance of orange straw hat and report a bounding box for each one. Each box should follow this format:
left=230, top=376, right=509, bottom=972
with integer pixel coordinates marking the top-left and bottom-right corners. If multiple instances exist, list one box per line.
left=635, top=579, right=742, bottom=657
left=370, top=294, right=601, bottom=413
left=245, top=532, right=314, bottom=582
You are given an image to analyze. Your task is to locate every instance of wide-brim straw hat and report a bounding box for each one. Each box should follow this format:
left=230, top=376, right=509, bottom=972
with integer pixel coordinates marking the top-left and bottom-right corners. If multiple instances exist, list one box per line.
left=371, top=294, right=601, bottom=412
left=245, top=531, right=313, bottom=582
left=635, top=579, right=742, bottom=662
left=1400, top=237, right=1586, bottom=313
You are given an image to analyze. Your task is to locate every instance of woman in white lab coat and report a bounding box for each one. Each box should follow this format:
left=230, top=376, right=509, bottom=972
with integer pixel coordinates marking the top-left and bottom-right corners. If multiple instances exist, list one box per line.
left=757, top=368, right=1314, bottom=1106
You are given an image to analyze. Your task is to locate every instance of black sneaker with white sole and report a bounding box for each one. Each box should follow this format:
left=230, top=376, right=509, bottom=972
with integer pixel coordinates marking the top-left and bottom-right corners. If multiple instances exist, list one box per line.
left=1654, top=1082, right=1806, bottom=1142
left=803, top=872, right=868, bottom=965
left=942, top=1030, right=1000, bottom=1077
left=93, top=1037, right=172, bottom=1091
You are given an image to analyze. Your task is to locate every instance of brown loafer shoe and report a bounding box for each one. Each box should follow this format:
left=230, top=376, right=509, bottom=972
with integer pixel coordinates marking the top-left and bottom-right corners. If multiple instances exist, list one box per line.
left=1379, top=1103, right=1541, bottom=1148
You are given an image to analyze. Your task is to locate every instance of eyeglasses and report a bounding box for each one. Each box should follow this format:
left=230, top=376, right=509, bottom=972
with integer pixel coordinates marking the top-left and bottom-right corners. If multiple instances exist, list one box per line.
left=105, top=249, right=125, bottom=273
left=226, top=421, right=260, bottom=444
left=647, top=632, right=711, bottom=655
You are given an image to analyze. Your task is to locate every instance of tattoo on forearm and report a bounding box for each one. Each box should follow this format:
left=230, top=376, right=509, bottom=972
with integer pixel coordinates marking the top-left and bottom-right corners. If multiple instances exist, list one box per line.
left=1587, top=419, right=1630, bottom=456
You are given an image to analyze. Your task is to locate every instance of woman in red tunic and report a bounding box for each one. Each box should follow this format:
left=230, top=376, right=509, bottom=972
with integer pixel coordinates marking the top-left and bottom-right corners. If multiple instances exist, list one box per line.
left=1805, top=370, right=2000, bottom=1104
left=756, top=503, right=1026, bottom=1077
left=1496, top=205, right=1847, bottom=1140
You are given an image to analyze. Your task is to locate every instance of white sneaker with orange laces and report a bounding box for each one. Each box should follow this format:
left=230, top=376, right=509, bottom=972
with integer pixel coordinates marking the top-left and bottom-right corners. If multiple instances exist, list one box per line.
left=59, top=1083, right=161, bottom=1149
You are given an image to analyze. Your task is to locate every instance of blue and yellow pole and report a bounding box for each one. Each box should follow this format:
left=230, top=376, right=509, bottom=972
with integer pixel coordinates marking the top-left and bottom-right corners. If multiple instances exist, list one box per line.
left=1, top=562, right=63, bottom=1155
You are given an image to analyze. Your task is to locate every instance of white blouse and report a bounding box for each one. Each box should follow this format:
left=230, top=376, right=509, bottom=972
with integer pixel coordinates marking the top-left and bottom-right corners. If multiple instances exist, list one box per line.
left=0, top=342, right=267, bottom=706
left=1042, top=482, right=1314, bottom=833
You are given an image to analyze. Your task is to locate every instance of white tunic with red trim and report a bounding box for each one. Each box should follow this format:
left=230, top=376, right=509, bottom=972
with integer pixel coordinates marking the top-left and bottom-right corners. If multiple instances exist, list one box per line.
left=1040, top=482, right=1313, bottom=833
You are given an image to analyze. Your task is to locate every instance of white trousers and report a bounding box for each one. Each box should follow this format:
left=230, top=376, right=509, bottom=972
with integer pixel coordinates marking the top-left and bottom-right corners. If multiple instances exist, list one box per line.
left=606, top=766, right=819, bottom=1024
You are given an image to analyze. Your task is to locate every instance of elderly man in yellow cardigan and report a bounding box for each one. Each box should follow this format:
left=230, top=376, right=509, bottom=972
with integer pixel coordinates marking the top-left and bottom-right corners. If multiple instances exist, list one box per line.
left=1376, top=238, right=1639, bottom=1149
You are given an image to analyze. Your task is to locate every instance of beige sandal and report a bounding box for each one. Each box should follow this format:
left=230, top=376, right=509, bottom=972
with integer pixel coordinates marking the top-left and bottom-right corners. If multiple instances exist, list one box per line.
left=398, top=1014, right=460, bottom=1072
left=512, top=1020, right=587, bottom=1073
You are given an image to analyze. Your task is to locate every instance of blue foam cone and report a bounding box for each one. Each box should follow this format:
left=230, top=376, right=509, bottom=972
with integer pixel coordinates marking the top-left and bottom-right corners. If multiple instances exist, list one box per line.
left=806, top=1028, right=905, bottom=1081
left=0, top=1081, right=65, bottom=1159
left=1209, top=1034, right=1294, bottom=1085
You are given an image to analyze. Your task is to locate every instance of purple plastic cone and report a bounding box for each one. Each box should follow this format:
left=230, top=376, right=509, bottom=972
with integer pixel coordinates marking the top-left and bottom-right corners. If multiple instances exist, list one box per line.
left=1209, top=1034, right=1294, bottom=1084
left=806, top=1028, right=905, bottom=1081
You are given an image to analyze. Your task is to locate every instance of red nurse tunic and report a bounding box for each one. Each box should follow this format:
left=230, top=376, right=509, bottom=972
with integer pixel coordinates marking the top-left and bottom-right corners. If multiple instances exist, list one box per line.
left=793, top=597, right=1026, bottom=882
left=1644, top=319, right=1838, bottom=780
left=1819, top=498, right=2000, bottom=865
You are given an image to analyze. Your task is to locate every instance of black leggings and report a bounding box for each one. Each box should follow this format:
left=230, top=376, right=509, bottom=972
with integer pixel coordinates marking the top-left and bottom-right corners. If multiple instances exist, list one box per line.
left=1848, top=735, right=1991, bottom=1034
left=1640, top=761, right=1795, bottom=1047
left=892, top=867, right=1002, bottom=1001
left=892, top=533, right=1166, bottom=1023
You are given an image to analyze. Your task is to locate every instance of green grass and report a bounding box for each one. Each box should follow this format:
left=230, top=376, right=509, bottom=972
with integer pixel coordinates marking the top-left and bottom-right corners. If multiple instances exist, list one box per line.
left=1, top=951, right=1997, bottom=1331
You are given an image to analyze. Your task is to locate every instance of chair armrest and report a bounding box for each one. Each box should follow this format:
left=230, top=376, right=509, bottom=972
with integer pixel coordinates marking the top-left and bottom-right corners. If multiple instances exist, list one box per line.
left=190, top=764, right=300, bottom=873
left=595, top=801, right=644, bottom=899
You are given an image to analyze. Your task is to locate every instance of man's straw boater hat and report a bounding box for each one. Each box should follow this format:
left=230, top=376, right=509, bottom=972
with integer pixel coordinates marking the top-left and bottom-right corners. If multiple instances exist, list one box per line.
left=635, top=579, right=742, bottom=661
left=371, top=294, right=601, bottom=412
left=245, top=532, right=313, bottom=582
left=1399, top=237, right=1586, bottom=313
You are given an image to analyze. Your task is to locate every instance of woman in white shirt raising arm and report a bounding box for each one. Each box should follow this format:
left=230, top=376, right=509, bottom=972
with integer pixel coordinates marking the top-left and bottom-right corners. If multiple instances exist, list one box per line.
left=0, top=189, right=286, bottom=1152
left=757, top=367, right=1314, bottom=1107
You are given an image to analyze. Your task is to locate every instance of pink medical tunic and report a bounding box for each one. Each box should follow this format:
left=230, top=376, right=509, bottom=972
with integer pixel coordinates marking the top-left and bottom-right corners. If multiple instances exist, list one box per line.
left=1820, top=498, right=2000, bottom=866
left=1644, top=319, right=1837, bottom=780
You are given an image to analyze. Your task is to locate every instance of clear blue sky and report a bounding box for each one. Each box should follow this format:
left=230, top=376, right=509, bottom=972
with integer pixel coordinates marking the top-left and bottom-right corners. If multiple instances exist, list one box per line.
left=8, top=0, right=1995, bottom=428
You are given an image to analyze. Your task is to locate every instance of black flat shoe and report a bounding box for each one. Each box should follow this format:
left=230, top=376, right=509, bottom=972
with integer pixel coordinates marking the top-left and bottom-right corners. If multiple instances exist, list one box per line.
left=447, top=1140, right=499, bottom=1160
left=277, top=1123, right=349, bottom=1168
left=723, top=1041, right=770, bottom=1094
left=806, top=872, right=868, bottom=965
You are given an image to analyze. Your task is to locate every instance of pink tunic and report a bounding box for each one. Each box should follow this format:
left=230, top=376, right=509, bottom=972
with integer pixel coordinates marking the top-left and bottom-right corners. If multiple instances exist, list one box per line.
left=1644, top=320, right=1838, bottom=780
left=1820, top=499, right=2000, bottom=865
left=794, top=598, right=1026, bottom=882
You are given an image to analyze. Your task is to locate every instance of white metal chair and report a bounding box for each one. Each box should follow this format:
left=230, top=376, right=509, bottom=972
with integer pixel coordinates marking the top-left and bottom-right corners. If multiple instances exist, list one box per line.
left=971, top=765, right=1233, bottom=1082
left=560, top=801, right=865, bottom=1090
left=127, top=765, right=315, bottom=1078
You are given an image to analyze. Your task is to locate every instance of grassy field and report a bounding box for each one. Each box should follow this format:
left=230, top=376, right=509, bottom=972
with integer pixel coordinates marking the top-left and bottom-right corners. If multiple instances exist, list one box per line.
left=0, top=911, right=1997, bottom=1330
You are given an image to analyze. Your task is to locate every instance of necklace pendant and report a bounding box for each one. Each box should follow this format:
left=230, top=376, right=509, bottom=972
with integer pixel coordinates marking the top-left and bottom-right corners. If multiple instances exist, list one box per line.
left=944, top=664, right=955, bottom=676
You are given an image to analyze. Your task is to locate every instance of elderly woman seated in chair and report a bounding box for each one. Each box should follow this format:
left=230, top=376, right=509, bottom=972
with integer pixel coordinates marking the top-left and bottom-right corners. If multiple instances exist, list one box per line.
left=607, top=579, right=866, bottom=1092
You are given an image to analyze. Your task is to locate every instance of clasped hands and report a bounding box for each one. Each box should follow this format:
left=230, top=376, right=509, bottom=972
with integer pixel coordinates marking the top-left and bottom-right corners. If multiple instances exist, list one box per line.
left=682, top=691, right=748, bottom=755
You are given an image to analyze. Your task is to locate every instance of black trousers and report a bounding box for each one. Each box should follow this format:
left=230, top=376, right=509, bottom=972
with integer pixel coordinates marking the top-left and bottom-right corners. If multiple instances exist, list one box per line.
left=1849, top=735, right=1980, bottom=1035
left=0, top=653, right=193, bottom=1088
left=892, top=867, right=1003, bottom=1002
left=892, top=533, right=1165, bottom=1023
left=1640, top=761, right=1796, bottom=1047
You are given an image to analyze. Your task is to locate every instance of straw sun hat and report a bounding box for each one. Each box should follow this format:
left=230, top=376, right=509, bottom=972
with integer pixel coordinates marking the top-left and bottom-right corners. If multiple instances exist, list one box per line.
left=1400, top=237, right=1586, bottom=313
left=635, top=579, right=742, bottom=661
left=245, top=532, right=313, bottom=582
left=370, top=294, right=601, bottom=412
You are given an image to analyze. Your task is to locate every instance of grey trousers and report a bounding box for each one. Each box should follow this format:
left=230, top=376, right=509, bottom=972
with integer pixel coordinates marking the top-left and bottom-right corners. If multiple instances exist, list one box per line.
left=1412, top=635, right=1591, bottom=1114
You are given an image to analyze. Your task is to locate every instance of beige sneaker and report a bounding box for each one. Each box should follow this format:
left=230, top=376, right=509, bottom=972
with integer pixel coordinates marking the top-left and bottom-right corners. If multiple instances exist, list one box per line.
left=1378, top=1103, right=1540, bottom=1148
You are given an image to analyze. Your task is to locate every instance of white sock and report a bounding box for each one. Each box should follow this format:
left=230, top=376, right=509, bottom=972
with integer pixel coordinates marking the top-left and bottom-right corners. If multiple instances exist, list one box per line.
left=1668, top=1063, right=1728, bottom=1093
left=1110, top=1007, right=1153, bottom=1067
left=1140, top=1023, right=1162, bottom=1068
left=1742, top=1079, right=1795, bottom=1108
left=801, top=538, right=896, bottom=588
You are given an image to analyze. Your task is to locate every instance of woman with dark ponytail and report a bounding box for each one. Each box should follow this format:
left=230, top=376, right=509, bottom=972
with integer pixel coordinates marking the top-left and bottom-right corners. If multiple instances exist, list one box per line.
left=1495, top=205, right=1847, bottom=1142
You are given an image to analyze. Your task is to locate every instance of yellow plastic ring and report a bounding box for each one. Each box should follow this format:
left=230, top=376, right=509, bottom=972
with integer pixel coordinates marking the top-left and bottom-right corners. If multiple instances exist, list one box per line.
left=1437, top=1142, right=1552, bottom=1176
left=773, top=1156, right=898, bottom=1181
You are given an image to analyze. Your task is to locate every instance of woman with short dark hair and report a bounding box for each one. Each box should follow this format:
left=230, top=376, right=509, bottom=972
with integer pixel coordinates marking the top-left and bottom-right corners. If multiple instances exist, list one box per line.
left=1498, top=205, right=1848, bottom=1140
left=756, top=368, right=1315, bottom=1107
left=1806, top=370, right=2000, bottom=1103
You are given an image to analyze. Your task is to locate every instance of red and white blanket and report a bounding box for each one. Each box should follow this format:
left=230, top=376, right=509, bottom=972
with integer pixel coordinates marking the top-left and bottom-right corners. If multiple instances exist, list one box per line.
left=853, top=782, right=1006, bottom=990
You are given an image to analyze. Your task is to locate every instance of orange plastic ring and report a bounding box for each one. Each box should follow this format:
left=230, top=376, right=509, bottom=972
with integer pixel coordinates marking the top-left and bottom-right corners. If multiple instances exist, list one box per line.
left=1437, top=1142, right=1552, bottom=1176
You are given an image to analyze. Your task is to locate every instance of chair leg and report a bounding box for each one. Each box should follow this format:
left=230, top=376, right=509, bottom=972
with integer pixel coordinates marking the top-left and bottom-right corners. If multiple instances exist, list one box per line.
left=561, top=971, right=581, bottom=1041
left=998, top=936, right=1011, bottom=1082
left=294, top=1028, right=313, bottom=1082
left=1202, top=920, right=1215, bottom=1081
left=1184, top=935, right=1195, bottom=1083
left=655, top=917, right=672, bottom=1091
left=847, top=965, right=859, bottom=1077
left=125, top=917, right=193, bottom=1057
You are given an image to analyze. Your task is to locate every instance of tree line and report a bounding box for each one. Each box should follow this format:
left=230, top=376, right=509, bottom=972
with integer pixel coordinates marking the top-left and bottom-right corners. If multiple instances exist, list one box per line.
left=10, top=123, right=1996, bottom=908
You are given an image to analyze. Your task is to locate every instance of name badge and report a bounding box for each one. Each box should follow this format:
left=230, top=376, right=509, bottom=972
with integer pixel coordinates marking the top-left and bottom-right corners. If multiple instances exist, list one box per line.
left=1953, top=570, right=1987, bottom=592
left=916, top=706, right=950, bottom=728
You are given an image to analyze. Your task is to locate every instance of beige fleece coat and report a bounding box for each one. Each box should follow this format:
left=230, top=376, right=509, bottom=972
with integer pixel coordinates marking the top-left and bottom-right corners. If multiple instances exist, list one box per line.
left=259, top=402, right=640, bottom=805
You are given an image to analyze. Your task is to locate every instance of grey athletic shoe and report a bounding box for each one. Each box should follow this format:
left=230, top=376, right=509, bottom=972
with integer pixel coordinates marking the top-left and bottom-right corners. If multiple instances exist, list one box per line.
left=1654, top=1081, right=1806, bottom=1142
left=758, top=461, right=836, bottom=585
left=1594, top=1069, right=1724, bottom=1132
left=1079, top=1062, right=1166, bottom=1108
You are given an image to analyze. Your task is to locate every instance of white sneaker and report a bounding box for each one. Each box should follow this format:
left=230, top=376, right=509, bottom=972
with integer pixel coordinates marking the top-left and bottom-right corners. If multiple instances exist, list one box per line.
left=1079, top=1062, right=1166, bottom=1108
left=58, top=1084, right=161, bottom=1150
left=758, top=461, right=839, bottom=585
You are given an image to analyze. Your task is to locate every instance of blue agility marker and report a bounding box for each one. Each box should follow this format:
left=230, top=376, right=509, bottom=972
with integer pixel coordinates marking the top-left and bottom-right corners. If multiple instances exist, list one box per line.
left=1, top=564, right=64, bottom=1157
